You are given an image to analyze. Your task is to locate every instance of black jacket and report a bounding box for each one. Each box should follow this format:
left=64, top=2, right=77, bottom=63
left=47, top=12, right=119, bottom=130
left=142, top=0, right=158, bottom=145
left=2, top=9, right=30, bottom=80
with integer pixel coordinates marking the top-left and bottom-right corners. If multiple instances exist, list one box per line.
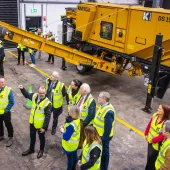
left=0, top=47, right=5, bottom=62
left=20, top=88, right=52, bottom=130
left=46, top=79, right=67, bottom=102
left=79, top=146, right=101, bottom=170
left=76, top=93, right=96, bottom=127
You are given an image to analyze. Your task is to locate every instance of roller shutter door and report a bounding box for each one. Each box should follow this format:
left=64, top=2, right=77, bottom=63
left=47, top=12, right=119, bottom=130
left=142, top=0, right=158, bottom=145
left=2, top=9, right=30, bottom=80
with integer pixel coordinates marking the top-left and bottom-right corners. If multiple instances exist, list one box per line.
left=0, top=0, right=18, bottom=48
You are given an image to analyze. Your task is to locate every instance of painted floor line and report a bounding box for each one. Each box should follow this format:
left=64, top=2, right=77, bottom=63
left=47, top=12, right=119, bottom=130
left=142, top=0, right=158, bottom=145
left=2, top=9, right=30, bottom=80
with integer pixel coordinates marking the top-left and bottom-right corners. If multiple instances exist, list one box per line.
left=7, top=50, right=145, bottom=137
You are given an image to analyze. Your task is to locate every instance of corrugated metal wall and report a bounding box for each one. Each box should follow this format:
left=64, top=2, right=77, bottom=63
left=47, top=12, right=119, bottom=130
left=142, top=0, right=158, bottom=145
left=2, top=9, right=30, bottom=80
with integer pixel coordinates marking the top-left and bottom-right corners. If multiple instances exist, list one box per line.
left=0, top=0, right=18, bottom=48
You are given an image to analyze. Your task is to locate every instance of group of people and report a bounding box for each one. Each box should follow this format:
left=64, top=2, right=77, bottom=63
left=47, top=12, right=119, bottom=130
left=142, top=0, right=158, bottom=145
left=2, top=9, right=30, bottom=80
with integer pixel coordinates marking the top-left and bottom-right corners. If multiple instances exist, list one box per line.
left=1, top=37, right=170, bottom=169
left=145, top=104, right=170, bottom=170
left=17, top=29, right=56, bottom=67
left=0, top=71, right=115, bottom=170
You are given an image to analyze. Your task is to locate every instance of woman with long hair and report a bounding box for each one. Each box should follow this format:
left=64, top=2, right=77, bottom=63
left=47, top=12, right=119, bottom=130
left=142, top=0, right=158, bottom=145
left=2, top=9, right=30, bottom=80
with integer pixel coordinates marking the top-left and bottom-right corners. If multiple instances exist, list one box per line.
left=144, top=104, right=170, bottom=170
left=60, top=105, right=81, bottom=170
left=66, top=79, right=82, bottom=111
left=77, top=126, right=102, bottom=170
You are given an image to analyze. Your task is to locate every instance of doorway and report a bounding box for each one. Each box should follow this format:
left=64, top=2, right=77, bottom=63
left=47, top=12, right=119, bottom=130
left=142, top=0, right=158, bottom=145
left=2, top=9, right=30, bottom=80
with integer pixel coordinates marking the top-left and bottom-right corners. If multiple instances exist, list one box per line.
left=26, top=17, right=42, bottom=32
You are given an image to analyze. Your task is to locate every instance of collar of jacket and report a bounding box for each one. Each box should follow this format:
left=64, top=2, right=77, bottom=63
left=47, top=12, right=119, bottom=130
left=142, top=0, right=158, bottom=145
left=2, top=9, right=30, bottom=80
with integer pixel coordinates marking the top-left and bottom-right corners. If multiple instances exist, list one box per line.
left=0, top=86, right=5, bottom=92
left=65, top=115, right=76, bottom=123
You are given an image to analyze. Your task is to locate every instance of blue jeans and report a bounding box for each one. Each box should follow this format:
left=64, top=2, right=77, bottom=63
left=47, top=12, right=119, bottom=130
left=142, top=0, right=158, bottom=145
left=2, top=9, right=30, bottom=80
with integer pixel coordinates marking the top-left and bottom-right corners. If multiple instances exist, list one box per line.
left=66, top=151, right=78, bottom=170
left=101, top=138, right=112, bottom=170
left=30, top=54, right=35, bottom=64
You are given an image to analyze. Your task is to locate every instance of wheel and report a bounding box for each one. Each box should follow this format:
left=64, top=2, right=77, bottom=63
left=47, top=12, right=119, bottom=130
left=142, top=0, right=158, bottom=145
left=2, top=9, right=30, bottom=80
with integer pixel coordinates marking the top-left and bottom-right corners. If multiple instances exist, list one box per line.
left=76, top=65, right=93, bottom=74
left=76, top=65, right=86, bottom=74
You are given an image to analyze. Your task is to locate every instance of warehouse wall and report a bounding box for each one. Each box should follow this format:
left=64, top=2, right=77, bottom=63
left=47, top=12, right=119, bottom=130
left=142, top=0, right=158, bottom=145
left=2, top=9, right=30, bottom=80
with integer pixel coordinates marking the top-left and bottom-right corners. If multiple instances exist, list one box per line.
left=20, top=3, right=76, bottom=32
left=19, top=0, right=139, bottom=43
left=95, top=0, right=138, bottom=4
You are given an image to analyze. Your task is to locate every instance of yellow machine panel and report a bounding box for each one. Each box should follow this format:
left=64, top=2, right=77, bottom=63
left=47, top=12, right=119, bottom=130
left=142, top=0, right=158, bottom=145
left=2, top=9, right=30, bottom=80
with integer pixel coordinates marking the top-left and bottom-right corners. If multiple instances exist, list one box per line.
left=72, top=3, right=170, bottom=68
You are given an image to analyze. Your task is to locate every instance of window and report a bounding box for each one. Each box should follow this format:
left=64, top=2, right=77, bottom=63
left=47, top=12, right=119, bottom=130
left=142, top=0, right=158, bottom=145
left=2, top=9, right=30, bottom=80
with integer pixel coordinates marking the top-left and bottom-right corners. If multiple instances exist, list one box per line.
left=100, top=21, right=113, bottom=40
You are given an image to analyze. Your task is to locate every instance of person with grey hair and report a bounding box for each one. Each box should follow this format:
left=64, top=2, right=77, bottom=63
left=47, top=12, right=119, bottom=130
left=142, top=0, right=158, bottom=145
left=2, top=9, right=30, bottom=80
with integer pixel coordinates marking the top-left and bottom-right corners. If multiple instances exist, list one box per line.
left=19, top=84, right=52, bottom=159
left=155, top=120, right=170, bottom=170
left=45, top=71, right=67, bottom=135
left=75, top=83, right=96, bottom=127
left=93, top=91, right=115, bottom=170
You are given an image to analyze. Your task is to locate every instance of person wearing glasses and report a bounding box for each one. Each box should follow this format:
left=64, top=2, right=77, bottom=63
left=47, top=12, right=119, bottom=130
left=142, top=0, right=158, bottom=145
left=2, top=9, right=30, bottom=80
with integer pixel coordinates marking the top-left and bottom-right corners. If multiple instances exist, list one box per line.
left=93, top=91, right=115, bottom=170
left=45, top=71, right=67, bottom=135
left=19, top=85, right=52, bottom=159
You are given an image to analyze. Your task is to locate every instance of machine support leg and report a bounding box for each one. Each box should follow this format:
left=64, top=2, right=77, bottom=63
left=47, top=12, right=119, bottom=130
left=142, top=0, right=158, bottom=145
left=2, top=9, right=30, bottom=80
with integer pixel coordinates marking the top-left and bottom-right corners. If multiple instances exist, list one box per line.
left=61, top=16, right=67, bottom=70
left=142, top=34, right=163, bottom=113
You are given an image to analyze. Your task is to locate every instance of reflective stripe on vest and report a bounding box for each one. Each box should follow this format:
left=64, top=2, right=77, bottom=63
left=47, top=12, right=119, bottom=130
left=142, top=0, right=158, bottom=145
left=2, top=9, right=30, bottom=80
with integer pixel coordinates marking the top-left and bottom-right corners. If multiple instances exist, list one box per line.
left=45, top=79, right=64, bottom=108
left=67, top=86, right=81, bottom=111
left=17, top=44, right=26, bottom=51
left=62, top=119, right=80, bottom=152
left=76, top=94, right=94, bottom=125
left=93, top=103, right=115, bottom=137
left=82, top=140, right=102, bottom=170
left=155, top=139, right=170, bottom=170
left=147, top=113, right=164, bottom=151
left=0, top=86, right=11, bottom=115
left=29, top=93, right=51, bottom=129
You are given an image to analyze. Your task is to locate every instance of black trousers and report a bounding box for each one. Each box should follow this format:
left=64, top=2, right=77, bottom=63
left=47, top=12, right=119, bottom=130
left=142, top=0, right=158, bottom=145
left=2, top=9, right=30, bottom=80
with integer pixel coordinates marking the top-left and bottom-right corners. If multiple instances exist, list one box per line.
left=0, top=61, right=4, bottom=77
left=29, top=124, right=45, bottom=152
left=17, top=49, right=25, bottom=63
left=48, top=54, right=54, bottom=63
left=61, top=58, right=66, bottom=68
left=0, top=112, right=13, bottom=137
left=145, top=143, right=159, bottom=170
left=52, top=107, right=63, bottom=131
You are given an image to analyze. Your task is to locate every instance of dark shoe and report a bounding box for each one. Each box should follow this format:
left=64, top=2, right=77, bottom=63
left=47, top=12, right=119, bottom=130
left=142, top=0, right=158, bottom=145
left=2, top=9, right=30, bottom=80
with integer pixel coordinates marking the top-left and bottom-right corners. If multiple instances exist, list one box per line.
left=17, top=63, right=20, bottom=65
left=51, top=129, right=56, bottom=135
left=51, top=62, right=54, bottom=64
left=0, top=136, right=4, bottom=141
left=61, top=66, right=67, bottom=70
left=45, top=60, right=50, bottom=62
left=6, top=137, right=13, bottom=147
left=22, top=149, right=34, bottom=156
left=23, top=62, right=25, bottom=65
left=37, top=150, right=43, bottom=159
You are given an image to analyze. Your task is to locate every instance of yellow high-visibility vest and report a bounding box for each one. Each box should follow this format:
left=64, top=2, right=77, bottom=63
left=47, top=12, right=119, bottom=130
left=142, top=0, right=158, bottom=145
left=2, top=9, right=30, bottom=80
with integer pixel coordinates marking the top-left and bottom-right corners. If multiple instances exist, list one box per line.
left=67, top=85, right=81, bottom=111
left=82, top=140, right=102, bottom=170
left=45, top=79, right=64, bottom=108
left=147, top=113, right=165, bottom=151
left=93, top=103, right=115, bottom=137
left=62, top=119, right=80, bottom=152
left=29, top=93, right=51, bottom=129
left=155, top=139, right=170, bottom=170
left=29, top=48, right=33, bottom=54
left=35, top=32, right=43, bottom=37
left=76, top=94, right=94, bottom=125
left=0, top=86, right=11, bottom=115
left=17, top=44, right=26, bottom=51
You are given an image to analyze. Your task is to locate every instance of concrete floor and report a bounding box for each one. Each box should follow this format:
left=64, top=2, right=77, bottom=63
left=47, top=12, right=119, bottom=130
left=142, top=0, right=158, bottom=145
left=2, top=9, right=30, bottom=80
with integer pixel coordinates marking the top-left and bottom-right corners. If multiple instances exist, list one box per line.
left=1, top=50, right=170, bottom=170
